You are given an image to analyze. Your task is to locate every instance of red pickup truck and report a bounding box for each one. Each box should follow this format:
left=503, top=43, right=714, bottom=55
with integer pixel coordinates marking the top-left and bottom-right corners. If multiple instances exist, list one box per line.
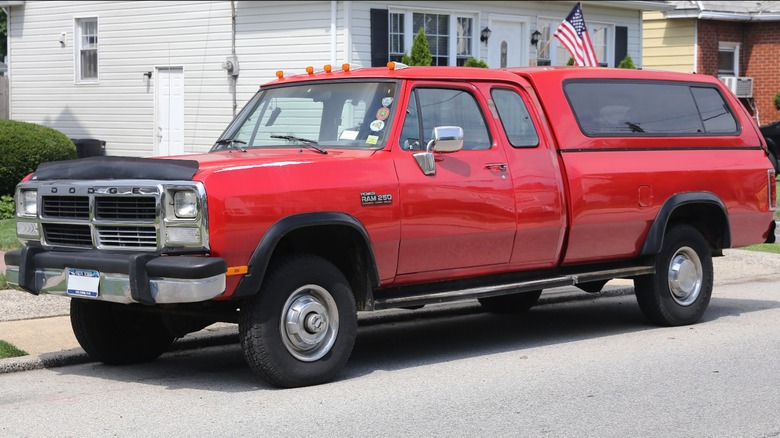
left=6, top=65, right=776, bottom=388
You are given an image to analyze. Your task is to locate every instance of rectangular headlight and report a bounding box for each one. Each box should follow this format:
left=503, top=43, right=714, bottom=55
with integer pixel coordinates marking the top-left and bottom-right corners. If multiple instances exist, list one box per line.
left=16, top=189, right=38, bottom=217
left=173, top=191, right=198, bottom=218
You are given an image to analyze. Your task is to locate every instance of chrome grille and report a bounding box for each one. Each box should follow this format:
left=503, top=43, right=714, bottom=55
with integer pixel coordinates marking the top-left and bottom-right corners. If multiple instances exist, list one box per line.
left=43, top=223, right=92, bottom=247
left=96, top=197, right=156, bottom=220
left=96, top=226, right=157, bottom=248
left=42, top=196, right=90, bottom=219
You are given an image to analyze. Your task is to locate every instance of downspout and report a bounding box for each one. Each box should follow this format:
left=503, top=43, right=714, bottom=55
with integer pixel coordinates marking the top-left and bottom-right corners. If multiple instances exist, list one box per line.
left=231, top=0, right=237, bottom=116
left=693, top=19, right=698, bottom=73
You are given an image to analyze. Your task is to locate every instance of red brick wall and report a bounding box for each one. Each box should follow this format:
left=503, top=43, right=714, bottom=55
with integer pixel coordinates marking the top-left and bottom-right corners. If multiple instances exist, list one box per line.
left=744, top=22, right=780, bottom=125
left=697, top=20, right=780, bottom=124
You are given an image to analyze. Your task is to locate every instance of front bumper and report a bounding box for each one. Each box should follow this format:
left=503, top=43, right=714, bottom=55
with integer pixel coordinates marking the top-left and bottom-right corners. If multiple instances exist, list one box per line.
left=4, top=247, right=227, bottom=305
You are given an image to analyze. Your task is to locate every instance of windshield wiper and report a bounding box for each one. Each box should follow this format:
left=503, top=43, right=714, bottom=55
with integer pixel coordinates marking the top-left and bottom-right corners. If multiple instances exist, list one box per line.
left=270, top=135, right=327, bottom=154
left=214, top=138, right=247, bottom=152
left=625, top=121, right=645, bottom=133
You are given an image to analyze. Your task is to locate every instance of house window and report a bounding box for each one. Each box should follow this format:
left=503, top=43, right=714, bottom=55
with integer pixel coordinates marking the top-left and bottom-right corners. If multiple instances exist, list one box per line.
left=389, top=10, right=476, bottom=66
left=718, top=43, right=739, bottom=76
left=590, top=25, right=609, bottom=67
left=413, top=13, right=449, bottom=66
left=389, top=13, right=405, bottom=62
left=76, top=18, right=98, bottom=82
left=536, top=18, right=612, bottom=67
left=455, top=17, right=474, bottom=66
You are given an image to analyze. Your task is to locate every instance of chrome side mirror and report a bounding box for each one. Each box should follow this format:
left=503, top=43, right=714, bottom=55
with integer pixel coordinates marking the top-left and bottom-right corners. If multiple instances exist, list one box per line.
left=413, top=126, right=464, bottom=175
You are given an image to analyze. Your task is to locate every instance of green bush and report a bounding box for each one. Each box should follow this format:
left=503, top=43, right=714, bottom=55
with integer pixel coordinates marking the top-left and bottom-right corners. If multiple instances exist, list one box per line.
left=464, top=58, right=488, bottom=68
left=400, top=28, right=433, bottom=66
left=774, top=92, right=780, bottom=111
left=0, top=195, right=14, bottom=219
left=618, top=55, right=637, bottom=69
left=0, top=120, right=77, bottom=196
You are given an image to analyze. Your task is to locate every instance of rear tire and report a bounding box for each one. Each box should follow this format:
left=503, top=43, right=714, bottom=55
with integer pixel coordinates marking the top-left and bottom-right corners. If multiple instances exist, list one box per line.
left=634, top=225, right=713, bottom=326
left=478, top=290, right=542, bottom=314
left=239, top=255, right=357, bottom=388
left=70, top=299, right=174, bottom=365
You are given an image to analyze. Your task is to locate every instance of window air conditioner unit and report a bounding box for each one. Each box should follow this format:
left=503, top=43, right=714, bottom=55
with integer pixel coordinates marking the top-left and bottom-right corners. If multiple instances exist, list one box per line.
left=719, top=76, right=753, bottom=98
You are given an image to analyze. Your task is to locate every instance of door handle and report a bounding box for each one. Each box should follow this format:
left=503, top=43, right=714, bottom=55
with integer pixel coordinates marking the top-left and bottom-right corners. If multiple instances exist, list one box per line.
left=485, top=163, right=507, bottom=172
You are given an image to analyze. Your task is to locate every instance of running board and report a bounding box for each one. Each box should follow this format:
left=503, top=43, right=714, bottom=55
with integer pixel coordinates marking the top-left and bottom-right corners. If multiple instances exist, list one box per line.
left=373, top=266, right=654, bottom=310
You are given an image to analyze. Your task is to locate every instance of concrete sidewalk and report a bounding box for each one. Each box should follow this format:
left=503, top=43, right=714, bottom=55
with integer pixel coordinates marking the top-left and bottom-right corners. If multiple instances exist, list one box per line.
left=2, top=248, right=780, bottom=374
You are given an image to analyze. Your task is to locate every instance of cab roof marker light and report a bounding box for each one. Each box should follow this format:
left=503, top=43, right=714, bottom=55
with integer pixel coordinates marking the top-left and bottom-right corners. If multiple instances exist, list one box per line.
left=276, top=70, right=285, bottom=80
left=324, top=64, right=333, bottom=73
left=342, top=63, right=350, bottom=72
left=387, top=61, right=409, bottom=70
left=305, top=66, right=315, bottom=75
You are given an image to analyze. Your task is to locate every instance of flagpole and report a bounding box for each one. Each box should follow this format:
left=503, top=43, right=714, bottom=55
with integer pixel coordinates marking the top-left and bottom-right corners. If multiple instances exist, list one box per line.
left=536, top=35, right=553, bottom=65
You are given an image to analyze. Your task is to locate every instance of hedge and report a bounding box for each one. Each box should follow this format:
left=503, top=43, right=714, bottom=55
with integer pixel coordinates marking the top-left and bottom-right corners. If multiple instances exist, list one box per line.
left=0, top=119, right=77, bottom=195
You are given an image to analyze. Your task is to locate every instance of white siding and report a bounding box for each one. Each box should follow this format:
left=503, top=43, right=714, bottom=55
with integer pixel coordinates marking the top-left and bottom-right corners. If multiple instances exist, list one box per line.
left=9, top=1, right=233, bottom=156
left=7, top=1, right=647, bottom=156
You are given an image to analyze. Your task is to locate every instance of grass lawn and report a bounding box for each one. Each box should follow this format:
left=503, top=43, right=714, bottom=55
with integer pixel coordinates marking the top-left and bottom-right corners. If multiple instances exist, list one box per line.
left=0, top=340, right=27, bottom=359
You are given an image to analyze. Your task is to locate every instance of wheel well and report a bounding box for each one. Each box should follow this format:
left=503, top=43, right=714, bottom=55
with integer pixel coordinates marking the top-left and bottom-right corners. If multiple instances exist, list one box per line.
left=640, top=194, right=731, bottom=257
left=266, top=225, right=374, bottom=310
left=666, top=203, right=729, bottom=252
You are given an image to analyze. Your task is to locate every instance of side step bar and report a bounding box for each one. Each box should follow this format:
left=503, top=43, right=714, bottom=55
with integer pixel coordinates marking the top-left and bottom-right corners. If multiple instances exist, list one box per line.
left=373, top=266, right=654, bottom=310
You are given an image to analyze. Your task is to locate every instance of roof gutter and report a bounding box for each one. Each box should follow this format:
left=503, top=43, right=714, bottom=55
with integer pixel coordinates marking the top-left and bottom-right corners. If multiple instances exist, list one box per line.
left=665, top=10, right=780, bottom=21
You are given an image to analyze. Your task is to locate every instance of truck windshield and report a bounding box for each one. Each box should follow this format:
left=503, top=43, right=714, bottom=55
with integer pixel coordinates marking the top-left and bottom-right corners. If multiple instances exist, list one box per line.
left=213, top=81, right=399, bottom=151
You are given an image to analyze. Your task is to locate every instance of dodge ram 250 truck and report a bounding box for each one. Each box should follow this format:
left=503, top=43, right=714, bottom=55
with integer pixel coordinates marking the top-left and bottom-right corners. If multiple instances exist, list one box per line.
left=6, top=64, right=777, bottom=388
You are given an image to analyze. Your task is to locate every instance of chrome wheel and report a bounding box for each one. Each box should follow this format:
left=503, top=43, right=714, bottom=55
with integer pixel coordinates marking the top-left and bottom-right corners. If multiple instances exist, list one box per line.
left=280, top=284, right=339, bottom=362
left=667, top=246, right=703, bottom=307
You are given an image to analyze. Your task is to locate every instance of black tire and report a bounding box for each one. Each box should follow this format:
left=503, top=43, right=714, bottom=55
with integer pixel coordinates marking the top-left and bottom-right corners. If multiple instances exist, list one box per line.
left=239, top=255, right=357, bottom=388
left=70, top=299, right=175, bottom=365
left=634, top=224, right=713, bottom=326
left=478, top=290, right=542, bottom=314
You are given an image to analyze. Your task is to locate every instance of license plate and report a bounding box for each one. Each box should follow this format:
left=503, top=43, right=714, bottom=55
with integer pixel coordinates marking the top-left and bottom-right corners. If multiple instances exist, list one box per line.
left=66, top=268, right=100, bottom=298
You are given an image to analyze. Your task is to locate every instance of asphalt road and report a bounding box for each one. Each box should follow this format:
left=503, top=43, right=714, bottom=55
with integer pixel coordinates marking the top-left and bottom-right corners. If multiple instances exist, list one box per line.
left=1, top=276, right=779, bottom=437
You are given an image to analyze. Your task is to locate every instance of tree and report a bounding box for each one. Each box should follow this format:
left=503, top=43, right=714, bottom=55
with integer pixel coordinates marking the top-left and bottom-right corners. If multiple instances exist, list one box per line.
left=618, top=55, right=637, bottom=69
left=400, top=28, right=432, bottom=66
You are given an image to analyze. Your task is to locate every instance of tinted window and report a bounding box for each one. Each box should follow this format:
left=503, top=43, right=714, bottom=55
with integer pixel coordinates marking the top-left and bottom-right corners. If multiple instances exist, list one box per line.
left=401, top=88, right=491, bottom=151
left=491, top=89, right=539, bottom=148
left=691, top=87, right=738, bottom=133
left=565, top=81, right=738, bottom=136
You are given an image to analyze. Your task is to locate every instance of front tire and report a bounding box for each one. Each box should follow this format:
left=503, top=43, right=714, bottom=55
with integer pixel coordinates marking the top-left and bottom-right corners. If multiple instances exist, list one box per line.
left=634, top=225, right=713, bottom=326
left=239, top=255, right=357, bottom=388
left=70, top=299, right=175, bottom=365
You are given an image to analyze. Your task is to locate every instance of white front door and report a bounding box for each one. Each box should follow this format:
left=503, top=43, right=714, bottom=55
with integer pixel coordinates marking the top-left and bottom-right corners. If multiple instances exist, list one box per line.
left=155, top=67, right=184, bottom=156
left=487, top=19, right=528, bottom=69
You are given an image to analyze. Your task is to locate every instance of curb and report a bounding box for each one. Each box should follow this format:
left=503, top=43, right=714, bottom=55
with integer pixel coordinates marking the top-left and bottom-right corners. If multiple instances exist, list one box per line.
left=0, top=326, right=240, bottom=374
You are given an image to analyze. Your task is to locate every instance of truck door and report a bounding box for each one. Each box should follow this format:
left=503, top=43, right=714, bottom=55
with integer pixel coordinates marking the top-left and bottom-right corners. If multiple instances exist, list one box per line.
left=393, top=83, right=516, bottom=275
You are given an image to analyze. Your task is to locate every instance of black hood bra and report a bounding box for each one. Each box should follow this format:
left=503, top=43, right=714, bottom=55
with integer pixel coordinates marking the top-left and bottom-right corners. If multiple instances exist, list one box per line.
left=31, top=156, right=200, bottom=181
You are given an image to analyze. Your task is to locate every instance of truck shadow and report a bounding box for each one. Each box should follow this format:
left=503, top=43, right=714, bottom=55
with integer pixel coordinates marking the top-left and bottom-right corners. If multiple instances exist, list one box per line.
left=51, top=289, right=780, bottom=391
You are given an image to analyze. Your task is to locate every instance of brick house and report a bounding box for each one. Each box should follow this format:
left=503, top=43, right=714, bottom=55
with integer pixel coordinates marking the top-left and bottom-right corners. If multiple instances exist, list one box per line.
left=643, top=1, right=780, bottom=125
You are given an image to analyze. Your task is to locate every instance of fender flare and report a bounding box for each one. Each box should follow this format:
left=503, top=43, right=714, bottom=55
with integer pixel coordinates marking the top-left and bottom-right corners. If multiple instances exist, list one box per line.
left=231, top=212, right=380, bottom=299
left=639, top=192, right=730, bottom=257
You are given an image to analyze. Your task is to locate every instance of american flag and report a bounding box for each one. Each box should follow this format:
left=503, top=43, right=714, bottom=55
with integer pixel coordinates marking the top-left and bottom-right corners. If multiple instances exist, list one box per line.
left=553, top=2, right=599, bottom=67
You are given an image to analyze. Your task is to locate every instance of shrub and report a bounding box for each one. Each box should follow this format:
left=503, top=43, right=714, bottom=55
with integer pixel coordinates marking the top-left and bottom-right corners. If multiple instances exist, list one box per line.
left=774, top=92, right=780, bottom=111
left=0, top=120, right=77, bottom=195
left=0, top=195, right=14, bottom=219
left=400, top=28, right=433, bottom=66
left=464, top=58, right=488, bottom=68
left=618, top=55, right=637, bottom=69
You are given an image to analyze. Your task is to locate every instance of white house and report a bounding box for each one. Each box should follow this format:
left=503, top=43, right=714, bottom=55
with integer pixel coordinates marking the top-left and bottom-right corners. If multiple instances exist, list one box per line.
left=1, top=0, right=667, bottom=157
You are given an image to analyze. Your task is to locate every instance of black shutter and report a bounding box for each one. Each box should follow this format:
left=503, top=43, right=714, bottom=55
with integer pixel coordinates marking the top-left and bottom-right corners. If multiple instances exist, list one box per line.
left=370, top=9, right=389, bottom=67
left=614, top=26, right=628, bottom=67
